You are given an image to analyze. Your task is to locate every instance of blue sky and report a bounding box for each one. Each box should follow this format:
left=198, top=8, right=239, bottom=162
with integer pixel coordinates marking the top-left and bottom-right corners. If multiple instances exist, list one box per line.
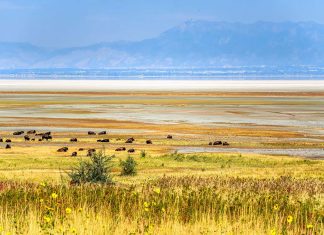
left=1, top=0, right=324, bottom=48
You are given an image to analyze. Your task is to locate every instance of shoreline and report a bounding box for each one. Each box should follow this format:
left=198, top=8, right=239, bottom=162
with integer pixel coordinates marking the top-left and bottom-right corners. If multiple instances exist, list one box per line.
left=0, top=79, right=324, bottom=92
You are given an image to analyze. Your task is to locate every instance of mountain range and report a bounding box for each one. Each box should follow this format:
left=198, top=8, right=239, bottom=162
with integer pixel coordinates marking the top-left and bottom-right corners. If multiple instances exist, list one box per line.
left=1, top=21, right=324, bottom=69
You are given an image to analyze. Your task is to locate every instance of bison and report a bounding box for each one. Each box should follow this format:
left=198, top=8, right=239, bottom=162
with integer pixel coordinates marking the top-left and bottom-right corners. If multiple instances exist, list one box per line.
left=88, top=131, right=96, bottom=135
left=213, top=141, right=222, bottom=145
left=127, top=148, right=135, bottom=153
left=78, top=148, right=84, bottom=151
left=13, top=131, right=24, bottom=135
left=71, top=152, right=77, bottom=157
left=167, top=135, right=172, bottom=139
left=208, top=142, right=213, bottom=145
left=223, top=142, right=229, bottom=146
left=24, top=135, right=30, bottom=141
left=42, top=135, right=52, bottom=141
left=87, top=149, right=96, bottom=156
left=125, top=138, right=133, bottom=143
left=98, top=131, right=107, bottom=135
left=0, top=138, right=3, bottom=142
left=146, top=140, right=152, bottom=144
left=70, top=138, right=78, bottom=142
left=27, top=130, right=36, bottom=134
left=5, top=144, right=11, bottom=149
left=5, top=139, right=11, bottom=143
left=115, top=147, right=126, bottom=151
left=57, top=147, right=68, bottom=152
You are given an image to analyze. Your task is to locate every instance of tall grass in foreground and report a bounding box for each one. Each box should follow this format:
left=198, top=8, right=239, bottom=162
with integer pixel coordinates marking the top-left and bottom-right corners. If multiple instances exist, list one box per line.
left=0, top=176, right=323, bottom=234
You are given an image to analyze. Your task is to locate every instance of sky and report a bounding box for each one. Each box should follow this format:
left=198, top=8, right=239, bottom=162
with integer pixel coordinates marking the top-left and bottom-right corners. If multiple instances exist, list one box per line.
left=1, top=0, right=324, bottom=48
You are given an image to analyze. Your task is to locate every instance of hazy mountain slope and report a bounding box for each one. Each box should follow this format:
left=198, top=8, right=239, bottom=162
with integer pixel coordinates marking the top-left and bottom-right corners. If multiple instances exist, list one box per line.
left=1, top=21, right=324, bottom=68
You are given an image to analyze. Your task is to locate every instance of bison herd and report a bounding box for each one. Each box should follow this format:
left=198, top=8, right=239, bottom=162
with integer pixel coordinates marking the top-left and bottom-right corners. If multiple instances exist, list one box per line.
left=2, top=130, right=231, bottom=156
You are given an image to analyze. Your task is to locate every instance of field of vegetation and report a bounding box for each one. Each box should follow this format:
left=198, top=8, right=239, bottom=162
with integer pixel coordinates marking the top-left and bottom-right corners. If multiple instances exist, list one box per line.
left=0, top=91, right=323, bottom=234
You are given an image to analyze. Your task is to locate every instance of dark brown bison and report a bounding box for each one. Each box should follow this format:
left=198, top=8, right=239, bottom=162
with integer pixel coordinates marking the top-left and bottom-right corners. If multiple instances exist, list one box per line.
left=0, top=138, right=3, bottom=142
left=24, top=135, right=30, bottom=141
left=5, top=139, right=11, bottom=143
left=98, top=131, right=107, bottom=135
left=127, top=148, right=135, bottom=153
left=78, top=148, right=84, bottom=151
left=213, top=141, right=222, bottom=145
left=167, top=135, right=172, bottom=139
left=101, top=139, right=109, bottom=142
left=87, top=149, right=96, bottom=156
left=70, top=138, right=77, bottom=142
left=146, top=140, right=152, bottom=144
left=27, top=130, right=36, bottom=134
left=88, top=131, right=96, bottom=135
left=223, top=142, right=229, bottom=146
left=31, top=138, right=35, bottom=141
left=208, top=142, right=213, bottom=145
left=125, top=138, right=133, bottom=143
left=57, top=147, right=68, bottom=152
left=42, top=135, right=52, bottom=141
left=13, top=131, right=24, bottom=135
left=71, top=152, right=77, bottom=157
left=115, top=147, right=126, bottom=151
left=5, top=144, right=11, bottom=149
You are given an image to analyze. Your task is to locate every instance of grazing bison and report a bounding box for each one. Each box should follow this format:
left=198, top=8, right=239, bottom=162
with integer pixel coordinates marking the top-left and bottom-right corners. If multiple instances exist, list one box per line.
left=208, top=142, right=213, bottom=145
left=31, top=138, right=35, bottom=141
left=57, top=147, right=68, bottom=152
left=88, top=131, right=96, bottom=135
left=101, top=139, right=109, bottom=142
left=167, top=135, right=173, bottom=139
left=70, top=138, right=77, bottom=142
left=223, top=142, right=229, bottom=146
left=0, top=138, right=3, bottom=142
left=24, top=135, right=30, bottom=141
left=87, top=149, right=96, bottom=156
left=115, top=147, right=126, bottom=151
left=27, top=130, right=36, bottom=134
left=146, top=140, right=152, bottom=144
left=42, top=135, right=52, bottom=141
left=125, top=138, right=133, bottom=143
left=127, top=148, right=135, bottom=153
left=13, top=131, right=24, bottom=135
left=38, top=139, right=42, bottom=142
left=5, top=139, right=11, bottom=143
left=78, top=148, right=84, bottom=151
left=98, top=131, right=107, bottom=135
left=71, top=152, right=77, bottom=157
left=5, top=144, right=11, bottom=149
left=213, top=141, right=222, bottom=145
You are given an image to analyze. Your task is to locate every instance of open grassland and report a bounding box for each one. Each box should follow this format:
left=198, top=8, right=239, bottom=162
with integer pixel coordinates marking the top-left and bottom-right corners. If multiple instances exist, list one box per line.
left=0, top=91, right=323, bottom=234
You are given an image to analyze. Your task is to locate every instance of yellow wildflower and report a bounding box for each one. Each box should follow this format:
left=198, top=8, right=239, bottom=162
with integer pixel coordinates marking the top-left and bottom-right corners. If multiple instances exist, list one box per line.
left=0, top=226, right=3, bottom=232
left=51, top=193, right=58, bottom=199
left=70, top=228, right=76, bottom=233
left=144, top=202, right=150, bottom=208
left=40, top=182, right=46, bottom=187
left=287, top=215, right=293, bottom=224
left=65, top=207, right=72, bottom=214
left=270, top=228, right=276, bottom=235
left=39, top=199, right=44, bottom=203
left=78, top=208, right=83, bottom=213
left=44, top=216, right=51, bottom=223
left=153, top=187, right=161, bottom=194
left=306, top=224, right=313, bottom=229
left=144, top=207, right=149, bottom=212
left=273, top=204, right=279, bottom=211
left=161, top=207, right=166, bottom=212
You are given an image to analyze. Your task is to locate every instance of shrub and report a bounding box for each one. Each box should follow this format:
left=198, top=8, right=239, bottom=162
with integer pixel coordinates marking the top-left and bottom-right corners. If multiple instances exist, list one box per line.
left=68, top=151, right=113, bottom=184
left=120, top=156, right=137, bottom=176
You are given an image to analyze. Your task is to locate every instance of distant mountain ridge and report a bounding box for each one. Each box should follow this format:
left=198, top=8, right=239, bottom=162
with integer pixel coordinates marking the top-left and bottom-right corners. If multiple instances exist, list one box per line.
left=1, top=21, right=324, bottom=69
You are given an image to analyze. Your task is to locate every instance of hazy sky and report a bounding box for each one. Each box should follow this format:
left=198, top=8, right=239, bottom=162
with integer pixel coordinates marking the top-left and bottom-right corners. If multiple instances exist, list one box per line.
left=1, top=0, right=324, bottom=48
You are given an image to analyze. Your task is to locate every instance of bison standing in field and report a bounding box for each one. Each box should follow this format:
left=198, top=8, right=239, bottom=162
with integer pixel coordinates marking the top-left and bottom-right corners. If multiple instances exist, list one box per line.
left=88, top=131, right=96, bottom=135
left=57, top=147, right=68, bottom=152
left=125, top=138, right=134, bottom=143
left=223, top=142, right=229, bottom=146
left=98, top=131, right=107, bottom=135
left=5, top=139, right=11, bottom=143
left=0, top=138, right=3, bottom=142
left=167, top=135, right=172, bottom=139
left=127, top=148, right=135, bottom=153
left=87, top=149, right=96, bottom=156
left=27, top=130, right=36, bottom=134
left=42, top=135, right=52, bottom=141
left=24, top=135, right=30, bottom=141
left=70, top=138, right=77, bottom=142
left=71, top=152, right=77, bottom=157
left=13, top=131, right=24, bottom=135
left=115, top=147, right=126, bottom=151
left=78, top=148, right=84, bottom=151
left=5, top=144, right=11, bottom=149
left=146, top=140, right=152, bottom=144
left=213, top=141, right=222, bottom=145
